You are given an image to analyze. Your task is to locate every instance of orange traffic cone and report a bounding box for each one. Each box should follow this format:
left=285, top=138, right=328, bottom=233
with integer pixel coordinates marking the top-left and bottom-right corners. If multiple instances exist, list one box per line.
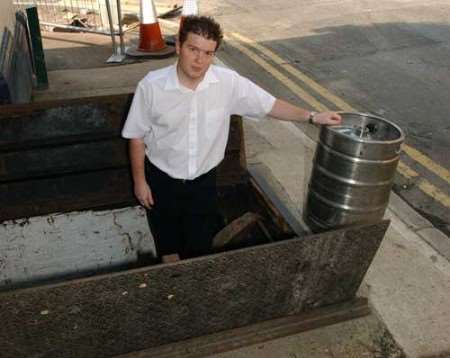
left=127, top=0, right=175, bottom=58
left=179, top=0, right=198, bottom=31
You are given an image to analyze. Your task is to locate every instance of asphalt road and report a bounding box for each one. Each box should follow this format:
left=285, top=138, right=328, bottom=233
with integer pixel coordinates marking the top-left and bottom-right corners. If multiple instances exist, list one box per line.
left=200, top=0, right=450, bottom=235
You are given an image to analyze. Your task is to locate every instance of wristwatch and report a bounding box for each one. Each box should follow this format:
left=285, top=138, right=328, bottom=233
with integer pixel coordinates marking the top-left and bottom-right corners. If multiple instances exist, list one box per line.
left=308, top=111, right=317, bottom=125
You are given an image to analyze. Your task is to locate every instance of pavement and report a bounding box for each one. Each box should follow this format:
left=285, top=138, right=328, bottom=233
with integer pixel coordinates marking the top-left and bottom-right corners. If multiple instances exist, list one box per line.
left=32, top=17, right=450, bottom=358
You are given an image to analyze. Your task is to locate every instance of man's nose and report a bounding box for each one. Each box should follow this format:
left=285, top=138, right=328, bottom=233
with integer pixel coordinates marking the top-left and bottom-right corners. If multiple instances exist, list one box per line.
left=194, top=52, right=205, bottom=63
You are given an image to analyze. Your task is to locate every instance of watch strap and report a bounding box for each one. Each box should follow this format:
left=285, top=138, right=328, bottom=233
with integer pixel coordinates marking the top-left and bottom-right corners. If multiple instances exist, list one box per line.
left=308, top=111, right=317, bottom=124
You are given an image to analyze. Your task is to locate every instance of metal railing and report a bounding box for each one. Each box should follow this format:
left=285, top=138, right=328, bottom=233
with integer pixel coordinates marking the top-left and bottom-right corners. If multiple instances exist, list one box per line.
left=13, top=0, right=127, bottom=62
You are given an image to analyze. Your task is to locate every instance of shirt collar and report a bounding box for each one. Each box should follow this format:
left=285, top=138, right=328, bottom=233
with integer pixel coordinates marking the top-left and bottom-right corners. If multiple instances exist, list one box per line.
left=197, top=65, right=219, bottom=91
left=164, top=63, right=219, bottom=92
left=164, top=64, right=180, bottom=91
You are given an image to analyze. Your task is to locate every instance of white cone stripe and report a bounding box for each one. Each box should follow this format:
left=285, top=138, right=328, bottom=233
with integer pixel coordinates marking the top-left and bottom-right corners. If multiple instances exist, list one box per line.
left=141, top=0, right=158, bottom=24
left=182, top=0, right=198, bottom=16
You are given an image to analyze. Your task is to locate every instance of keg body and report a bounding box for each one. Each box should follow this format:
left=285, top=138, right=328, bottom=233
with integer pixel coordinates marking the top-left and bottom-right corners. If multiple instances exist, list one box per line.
left=304, top=113, right=404, bottom=232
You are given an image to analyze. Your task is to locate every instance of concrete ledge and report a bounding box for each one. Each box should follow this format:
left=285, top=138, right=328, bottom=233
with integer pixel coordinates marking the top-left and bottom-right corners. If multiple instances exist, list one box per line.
left=417, top=227, right=450, bottom=262
left=33, top=61, right=173, bottom=102
left=388, top=192, right=434, bottom=231
left=388, top=192, right=450, bottom=262
left=248, top=162, right=307, bottom=236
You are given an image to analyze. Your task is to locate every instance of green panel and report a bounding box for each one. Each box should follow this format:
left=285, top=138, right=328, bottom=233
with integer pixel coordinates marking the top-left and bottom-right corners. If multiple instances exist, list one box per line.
left=26, top=5, right=48, bottom=89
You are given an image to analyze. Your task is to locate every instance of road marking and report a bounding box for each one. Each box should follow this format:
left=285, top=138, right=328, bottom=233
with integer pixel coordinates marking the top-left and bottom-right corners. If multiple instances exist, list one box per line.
left=417, top=180, right=450, bottom=208
left=402, top=145, right=450, bottom=185
left=228, top=32, right=450, bottom=186
left=399, top=161, right=450, bottom=207
left=229, top=32, right=354, bottom=112
left=226, top=32, right=450, bottom=208
left=224, top=36, right=328, bottom=111
left=397, top=161, right=419, bottom=178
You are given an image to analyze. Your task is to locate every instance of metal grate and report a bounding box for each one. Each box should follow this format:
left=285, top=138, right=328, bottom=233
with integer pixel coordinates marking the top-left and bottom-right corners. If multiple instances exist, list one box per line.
left=13, top=0, right=127, bottom=62
left=13, top=0, right=110, bottom=33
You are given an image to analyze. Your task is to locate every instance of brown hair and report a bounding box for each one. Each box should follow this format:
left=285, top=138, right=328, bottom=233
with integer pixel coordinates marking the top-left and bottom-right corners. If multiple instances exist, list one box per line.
left=179, top=15, right=223, bottom=50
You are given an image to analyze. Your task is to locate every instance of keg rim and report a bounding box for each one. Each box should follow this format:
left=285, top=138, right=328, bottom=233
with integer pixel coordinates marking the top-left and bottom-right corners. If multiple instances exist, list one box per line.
left=327, top=112, right=405, bottom=145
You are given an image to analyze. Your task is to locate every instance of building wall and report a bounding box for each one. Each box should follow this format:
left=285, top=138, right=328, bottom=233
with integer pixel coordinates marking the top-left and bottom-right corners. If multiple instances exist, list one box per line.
left=0, top=1, right=16, bottom=104
left=0, top=1, right=15, bottom=34
left=0, top=0, right=34, bottom=104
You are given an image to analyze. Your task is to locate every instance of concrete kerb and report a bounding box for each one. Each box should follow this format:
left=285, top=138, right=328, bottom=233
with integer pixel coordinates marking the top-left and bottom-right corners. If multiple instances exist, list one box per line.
left=388, top=192, right=450, bottom=262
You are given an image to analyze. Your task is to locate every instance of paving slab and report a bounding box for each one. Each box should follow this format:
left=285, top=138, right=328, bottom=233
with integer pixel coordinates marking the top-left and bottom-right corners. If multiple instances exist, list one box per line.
left=33, top=54, right=175, bottom=102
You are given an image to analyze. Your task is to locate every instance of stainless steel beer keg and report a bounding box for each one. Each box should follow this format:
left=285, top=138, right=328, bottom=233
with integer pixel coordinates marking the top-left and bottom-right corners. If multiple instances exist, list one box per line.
left=304, top=112, right=405, bottom=232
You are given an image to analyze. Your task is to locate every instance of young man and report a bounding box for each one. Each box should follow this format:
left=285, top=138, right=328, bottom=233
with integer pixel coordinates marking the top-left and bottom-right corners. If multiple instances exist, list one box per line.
left=122, top=16, right=341, bottom=260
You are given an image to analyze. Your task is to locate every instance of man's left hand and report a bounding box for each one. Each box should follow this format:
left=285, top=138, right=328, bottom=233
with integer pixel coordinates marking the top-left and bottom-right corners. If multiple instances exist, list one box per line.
left=313, top=112, right=342, bottom=126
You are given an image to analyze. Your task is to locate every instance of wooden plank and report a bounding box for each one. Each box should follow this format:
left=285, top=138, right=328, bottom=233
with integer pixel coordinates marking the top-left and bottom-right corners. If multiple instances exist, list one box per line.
left=117, top=298, right=370, bottom=358
left=0, top=97, right=128, bottom=150
left=0, top=93, right=130, bottom=119
left=250, top=177, right=292, bottom=234
left=218, top=116, right=247, bottom=186
left=0, top=148, right=244, bottom=220
left=162, top=254, right=181, bottom=264
left=0, top=139, right=128, bottom=182
left=0, top=95, right=247, bottom=219
left=217, top=150, right=248, bottom=186
left=212, top=212, right=263, bottom=250
left=0, top=221, right=389, bottom=358
left=0, top=168, right=136, bottom=221
left=0, top=148, right=244, bottom=219
left=0, top=96, right=241, bottom=152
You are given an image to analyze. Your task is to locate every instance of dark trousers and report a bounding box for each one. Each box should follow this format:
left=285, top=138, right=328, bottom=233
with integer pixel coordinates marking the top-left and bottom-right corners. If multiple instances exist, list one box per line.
left=145, top=160, right=222, bottom=259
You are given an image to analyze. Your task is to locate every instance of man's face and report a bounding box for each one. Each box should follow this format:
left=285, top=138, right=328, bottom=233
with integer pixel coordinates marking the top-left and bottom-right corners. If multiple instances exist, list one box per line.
left=176, top=32, right=217, bottom=83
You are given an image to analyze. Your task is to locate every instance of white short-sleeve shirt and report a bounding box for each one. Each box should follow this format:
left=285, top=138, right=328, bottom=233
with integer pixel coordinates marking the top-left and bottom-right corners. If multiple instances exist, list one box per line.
left=122, top=64, right=276, bottom=180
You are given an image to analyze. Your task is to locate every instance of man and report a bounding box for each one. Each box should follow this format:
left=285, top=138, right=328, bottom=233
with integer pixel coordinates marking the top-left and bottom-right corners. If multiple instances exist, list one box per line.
left=122, top=16, right=341, bottom=260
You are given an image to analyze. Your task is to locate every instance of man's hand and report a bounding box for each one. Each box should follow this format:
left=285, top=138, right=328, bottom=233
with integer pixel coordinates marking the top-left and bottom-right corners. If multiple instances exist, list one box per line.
left=134, top=180, right=154, bottom=209
left=269, top=99, right=342, bottom=126
left=129, top=138, right=154, bottom=209
left=313, top=111, right=342, bottom=126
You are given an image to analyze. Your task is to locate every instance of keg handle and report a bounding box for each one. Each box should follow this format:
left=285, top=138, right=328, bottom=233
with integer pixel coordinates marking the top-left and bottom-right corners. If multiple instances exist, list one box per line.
left=337, top=111, right=379, bottom=137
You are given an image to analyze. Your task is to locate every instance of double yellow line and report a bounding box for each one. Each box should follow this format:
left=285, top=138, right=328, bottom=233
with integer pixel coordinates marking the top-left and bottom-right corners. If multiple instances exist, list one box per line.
left=225, top=32, right=450, bottom=208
